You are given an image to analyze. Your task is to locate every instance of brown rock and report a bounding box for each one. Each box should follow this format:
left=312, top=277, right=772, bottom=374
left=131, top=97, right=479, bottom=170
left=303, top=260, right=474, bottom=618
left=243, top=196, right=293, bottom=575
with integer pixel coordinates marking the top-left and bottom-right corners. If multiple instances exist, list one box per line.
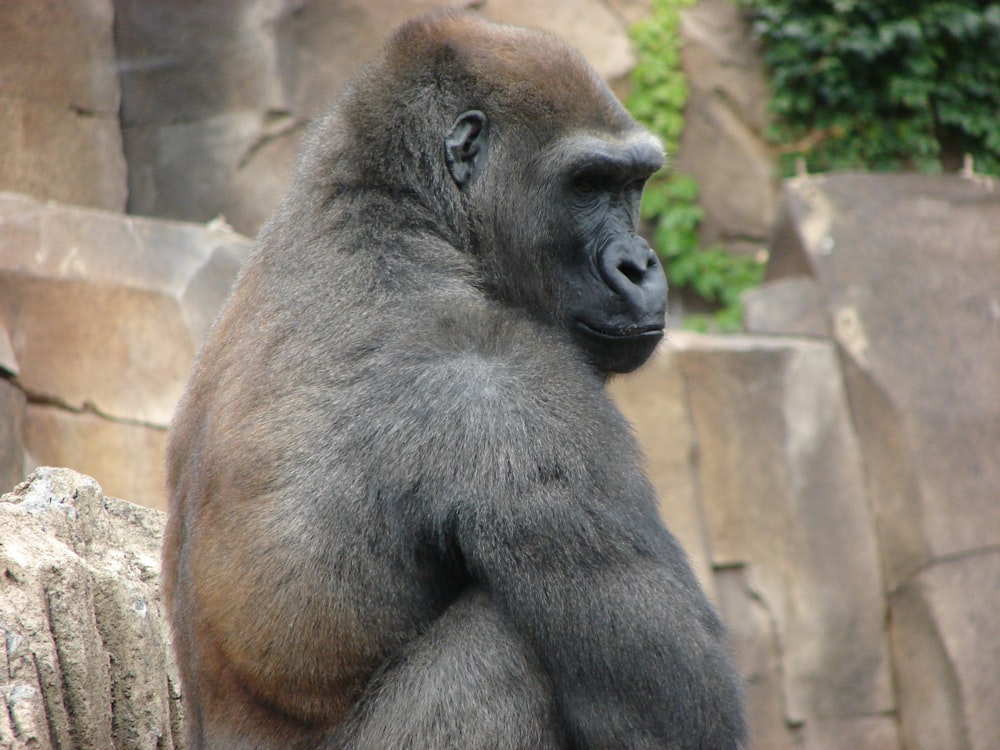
left=0, top=0, right=127, bottom=210
left=771, top=173, right=1000, bottom=589
left=0, top=379, right=25, bottom=492
left=24, top=406, right=169, bottom=512
left=115, top=0, right=472, bottom=235
left=742, top=277, right=830, bottom=338
left=115, top=0, right=641, bottom=236
left=890, top=551, right=1000, bottom=750
left=676, top=332, right=896, bottom=748
left=0, top=467, right=182, bottom=749
left=714, top=566, right=792, bottom=750
left=0, top=192, right=251, bottom=425
left=0, top=326, right=17, bottom=376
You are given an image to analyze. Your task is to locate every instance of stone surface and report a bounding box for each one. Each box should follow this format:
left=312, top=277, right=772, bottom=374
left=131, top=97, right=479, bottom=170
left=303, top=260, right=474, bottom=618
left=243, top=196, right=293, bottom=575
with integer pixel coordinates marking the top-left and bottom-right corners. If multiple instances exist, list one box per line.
left=890, top=551, right=1000, bottom=750
left=114, top=0, right=475, bottom=234
left=609, top=343, right=715, bottom=598
left=676, top=332, right=897, bottom=749
left=24, top=406, right=169, bottom=512
left=0, top=0, right=127, bottom=211
left=676, top=0, right=777, bottom=249
left=762, top=172, right=1000, bottom=750
left=0, top=192, right=252, bottom=426
left=0, top=326, right=17, bottom=376
left=0, top=467, right=181, bottom=749
left=769, top=173, right=1000, bottom=589
left=742, top=277, right=829, bottom=338
left=114, top=0, right=643, bottom=236
left=0, top=380, right=26, bottom=493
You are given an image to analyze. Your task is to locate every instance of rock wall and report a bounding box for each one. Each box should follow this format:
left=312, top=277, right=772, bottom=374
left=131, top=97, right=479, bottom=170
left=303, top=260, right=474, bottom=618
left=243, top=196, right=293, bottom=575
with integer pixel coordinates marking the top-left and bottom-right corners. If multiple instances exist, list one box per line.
left=675, top=0, right=777, bottom=257
left=614, top=333, right=899, bottom=749
left=113, top=0, right=647, bottom=237
left=741, top=172, right=1000, bottom=750
left=0, top=1, right=127, bottom=212
left=0, top=193, right=252, bottom=511
left=0, top=0, right=768, bottom=245
left=0, top=0, right=656, bottom=511
left=615, top=172, right=1000, bottom=750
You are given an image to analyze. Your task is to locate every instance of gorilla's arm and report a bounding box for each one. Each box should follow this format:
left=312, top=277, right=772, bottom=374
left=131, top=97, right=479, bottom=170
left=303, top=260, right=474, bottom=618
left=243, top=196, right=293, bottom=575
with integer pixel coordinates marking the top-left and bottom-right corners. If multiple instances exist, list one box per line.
left=462, top=484, right=742, bottom=749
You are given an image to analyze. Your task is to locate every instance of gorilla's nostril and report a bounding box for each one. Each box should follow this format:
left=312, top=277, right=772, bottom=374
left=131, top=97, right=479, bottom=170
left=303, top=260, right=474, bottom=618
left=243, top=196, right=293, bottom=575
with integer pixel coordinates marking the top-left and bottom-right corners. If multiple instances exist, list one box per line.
left=617, top=259, right=646, bottom=286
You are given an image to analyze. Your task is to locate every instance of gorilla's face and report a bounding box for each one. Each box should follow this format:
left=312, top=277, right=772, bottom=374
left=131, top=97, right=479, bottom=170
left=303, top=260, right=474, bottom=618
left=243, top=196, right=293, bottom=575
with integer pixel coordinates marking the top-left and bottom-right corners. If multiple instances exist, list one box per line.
left=446, top=111, right=667, bottom=375
left=556, top=135, right=667, bottom=374
left=458, top=123, right=667, bottom=375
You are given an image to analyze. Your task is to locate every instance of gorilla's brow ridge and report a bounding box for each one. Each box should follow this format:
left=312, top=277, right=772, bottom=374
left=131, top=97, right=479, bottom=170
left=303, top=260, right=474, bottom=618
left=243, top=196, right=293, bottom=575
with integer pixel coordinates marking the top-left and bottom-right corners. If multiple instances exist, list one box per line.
left=542, top=132, right=665, bottom=182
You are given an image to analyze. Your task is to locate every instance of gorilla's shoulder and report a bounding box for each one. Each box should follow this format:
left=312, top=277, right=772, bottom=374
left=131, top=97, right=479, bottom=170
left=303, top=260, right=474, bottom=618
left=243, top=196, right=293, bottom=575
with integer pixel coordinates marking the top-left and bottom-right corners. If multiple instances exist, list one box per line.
left=364, top=306, right=628, bottom=455
left=392, top=302, right=599, bottom=399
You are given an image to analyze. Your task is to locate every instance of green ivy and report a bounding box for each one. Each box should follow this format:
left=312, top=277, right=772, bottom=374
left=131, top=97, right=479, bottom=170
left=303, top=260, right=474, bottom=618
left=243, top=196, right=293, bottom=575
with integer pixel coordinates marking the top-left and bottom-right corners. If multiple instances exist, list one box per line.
left=743, top=0, right=1000, bottom=176
left=628, top=0, right=764, bottom=333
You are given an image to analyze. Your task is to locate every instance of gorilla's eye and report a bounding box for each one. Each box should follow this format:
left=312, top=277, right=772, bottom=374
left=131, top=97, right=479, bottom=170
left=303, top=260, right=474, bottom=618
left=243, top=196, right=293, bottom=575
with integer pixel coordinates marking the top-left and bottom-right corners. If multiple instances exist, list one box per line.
left=573, top=178, right=597, bottom=195
left=625, top=179, right=646, bottom=193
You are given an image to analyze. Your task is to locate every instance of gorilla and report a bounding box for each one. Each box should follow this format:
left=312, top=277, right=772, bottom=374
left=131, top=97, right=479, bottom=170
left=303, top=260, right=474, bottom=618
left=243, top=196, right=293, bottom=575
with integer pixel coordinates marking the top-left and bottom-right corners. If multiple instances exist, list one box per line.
left=164, top=11, right=746, bottom=750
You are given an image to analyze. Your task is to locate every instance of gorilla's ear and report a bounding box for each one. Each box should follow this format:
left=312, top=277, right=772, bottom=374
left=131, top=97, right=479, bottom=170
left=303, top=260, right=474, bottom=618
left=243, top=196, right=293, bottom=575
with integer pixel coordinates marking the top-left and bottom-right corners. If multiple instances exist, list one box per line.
left=445, top=110, right=489, bottom=189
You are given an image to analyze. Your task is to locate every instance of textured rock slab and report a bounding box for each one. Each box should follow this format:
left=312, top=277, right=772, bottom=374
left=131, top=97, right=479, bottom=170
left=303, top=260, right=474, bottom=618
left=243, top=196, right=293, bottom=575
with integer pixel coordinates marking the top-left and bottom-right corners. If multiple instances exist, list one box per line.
left=767, top=173, right=1000, bottom=588
left=0, top=467, right=181, bottom=749
left=114, top=0, right=640, bottom=236
left=116, top=0, right=459, bottom=234
left=742, top=277, right=829, bottom=338
left=676, top=332, right=896, bottom=749
left=754, top=172, right=1000, bottom=750
left=0, top=192, right=251, bottom=425
left=891, top=550, right=1000, bottom=750
left=0, top=0, right=127, bottom=210
left=0, top=379, right=25, bottom=492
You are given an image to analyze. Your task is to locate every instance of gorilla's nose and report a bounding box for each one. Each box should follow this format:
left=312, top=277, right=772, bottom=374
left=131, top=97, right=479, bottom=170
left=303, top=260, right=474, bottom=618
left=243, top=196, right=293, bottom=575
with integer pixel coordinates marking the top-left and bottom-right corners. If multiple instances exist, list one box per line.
left=598, top=239, right=667, bottom=308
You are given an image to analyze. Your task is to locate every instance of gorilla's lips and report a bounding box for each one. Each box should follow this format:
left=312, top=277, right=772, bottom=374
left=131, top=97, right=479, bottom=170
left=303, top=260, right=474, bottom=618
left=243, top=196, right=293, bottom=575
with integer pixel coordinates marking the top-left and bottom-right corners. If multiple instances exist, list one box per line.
left=573, top=320, right=664, bottom=374
left=574, top=320, right=665, bottom=342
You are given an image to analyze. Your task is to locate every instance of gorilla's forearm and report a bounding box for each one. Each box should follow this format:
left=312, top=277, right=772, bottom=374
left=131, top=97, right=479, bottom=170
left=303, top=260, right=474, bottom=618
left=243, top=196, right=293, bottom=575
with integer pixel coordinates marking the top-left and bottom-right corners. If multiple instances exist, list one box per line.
left=459, top=485, right=744, bottom=749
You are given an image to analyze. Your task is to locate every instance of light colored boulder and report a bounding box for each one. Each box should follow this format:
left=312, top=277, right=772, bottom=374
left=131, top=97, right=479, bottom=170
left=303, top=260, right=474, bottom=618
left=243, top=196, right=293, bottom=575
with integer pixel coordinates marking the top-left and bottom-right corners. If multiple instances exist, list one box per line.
left=0, top=0, right=126, bottom=210
left=891, top=551, right=1000, bottom=750
left=771, top=173, right=1000, bottom=589
left=0, top=192, right=251, bottom=426
left=0, top=467, right=181, bottom=749
left=676, top=332, right=897, bottom=749
left=24, top=406, right=169, bottom=512
left=754, top=172, right=1000, bottom=750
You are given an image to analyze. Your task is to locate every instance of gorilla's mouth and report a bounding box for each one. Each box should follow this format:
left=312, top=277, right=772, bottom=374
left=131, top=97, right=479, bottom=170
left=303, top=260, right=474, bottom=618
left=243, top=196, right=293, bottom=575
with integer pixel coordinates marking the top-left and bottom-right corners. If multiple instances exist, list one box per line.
left=574, top=320, right=664, bottom=342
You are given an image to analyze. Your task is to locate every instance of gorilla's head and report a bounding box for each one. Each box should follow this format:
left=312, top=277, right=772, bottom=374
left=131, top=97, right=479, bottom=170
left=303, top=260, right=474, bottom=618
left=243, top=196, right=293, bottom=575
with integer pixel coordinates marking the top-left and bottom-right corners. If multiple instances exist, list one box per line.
left=312, top=12, right=668, bottom=374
